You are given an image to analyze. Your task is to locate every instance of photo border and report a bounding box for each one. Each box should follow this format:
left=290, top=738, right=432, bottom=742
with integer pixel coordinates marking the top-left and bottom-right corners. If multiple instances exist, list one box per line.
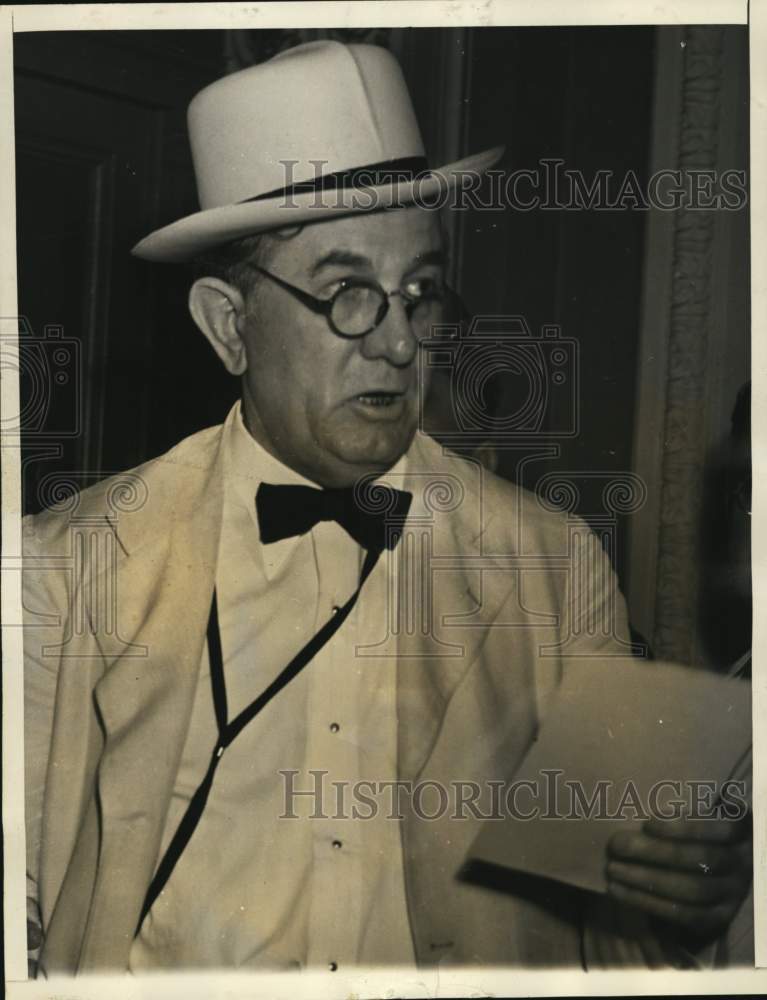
left=1, top=2, right=762, bottom=996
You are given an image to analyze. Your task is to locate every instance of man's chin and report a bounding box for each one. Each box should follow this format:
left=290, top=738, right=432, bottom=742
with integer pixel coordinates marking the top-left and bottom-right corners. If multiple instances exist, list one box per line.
left=321, top=426, right=416, bottom=484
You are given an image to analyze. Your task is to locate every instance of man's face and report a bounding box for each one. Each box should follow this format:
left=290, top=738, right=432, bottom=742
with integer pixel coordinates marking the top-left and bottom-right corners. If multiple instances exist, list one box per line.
left=237, top=207, right=444, bottom=487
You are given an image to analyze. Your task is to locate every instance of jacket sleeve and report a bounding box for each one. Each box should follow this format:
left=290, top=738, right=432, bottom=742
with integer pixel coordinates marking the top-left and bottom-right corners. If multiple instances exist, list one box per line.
left=533, top=511, right=637, bottom=722
left=559, top=513, right=636, bottom=657
left=22, top=513, right=68, bottom=960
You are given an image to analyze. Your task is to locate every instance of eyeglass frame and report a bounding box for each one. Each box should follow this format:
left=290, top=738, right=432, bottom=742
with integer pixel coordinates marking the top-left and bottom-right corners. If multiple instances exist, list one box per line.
left=244, top=263, right=450, bottom=339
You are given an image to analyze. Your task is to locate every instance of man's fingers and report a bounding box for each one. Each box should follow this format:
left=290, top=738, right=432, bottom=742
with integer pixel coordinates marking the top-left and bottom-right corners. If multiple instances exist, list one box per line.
left=606, top=859, right=740, bottom=905
left=607, top=830, right=742, bottom=875
left=606, top=824, right=753, bottom=940
left=606, top=880, right=734, bottom=932
left=642, top=813, right=751, bottom=844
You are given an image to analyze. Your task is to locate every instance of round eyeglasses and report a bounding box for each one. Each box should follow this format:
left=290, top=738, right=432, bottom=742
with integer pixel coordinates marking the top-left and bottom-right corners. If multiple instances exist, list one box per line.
left=247, top=264, right=448, bottom=339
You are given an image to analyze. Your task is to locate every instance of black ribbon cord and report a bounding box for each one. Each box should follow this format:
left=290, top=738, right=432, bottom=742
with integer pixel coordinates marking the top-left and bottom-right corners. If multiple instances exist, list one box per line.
left=135, top=544, right=382, bottom=935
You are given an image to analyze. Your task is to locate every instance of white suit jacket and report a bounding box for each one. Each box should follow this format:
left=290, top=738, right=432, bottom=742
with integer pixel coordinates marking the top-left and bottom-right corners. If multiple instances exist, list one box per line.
left=24, top=423, right=656, bottom=973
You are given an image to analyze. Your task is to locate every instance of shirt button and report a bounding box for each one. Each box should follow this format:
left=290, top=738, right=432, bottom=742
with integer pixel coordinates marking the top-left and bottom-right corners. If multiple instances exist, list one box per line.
left=329, top=722, right=340, bottom=734
left=328, top=961, right=338, bottom=971
left=331, top=605, right=341, bottom=615
left=332, top=839, right=343, bottom=850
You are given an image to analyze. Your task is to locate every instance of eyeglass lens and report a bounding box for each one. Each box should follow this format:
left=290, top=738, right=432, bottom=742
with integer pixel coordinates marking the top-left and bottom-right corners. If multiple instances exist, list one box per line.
left=331, top=284, right=443, bottom=337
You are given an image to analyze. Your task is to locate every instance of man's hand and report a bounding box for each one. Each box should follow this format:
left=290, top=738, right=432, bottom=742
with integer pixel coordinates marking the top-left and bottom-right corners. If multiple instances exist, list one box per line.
left=606, top=814, right=752, bottom=946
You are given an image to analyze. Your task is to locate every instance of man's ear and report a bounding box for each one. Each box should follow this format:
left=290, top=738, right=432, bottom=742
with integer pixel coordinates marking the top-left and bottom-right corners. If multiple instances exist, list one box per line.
left=188, top=277, right=249, bottom=376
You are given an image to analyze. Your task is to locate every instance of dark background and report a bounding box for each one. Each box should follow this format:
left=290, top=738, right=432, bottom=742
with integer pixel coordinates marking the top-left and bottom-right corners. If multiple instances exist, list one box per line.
left=13, top=26, right=749, bottom=665
left=13, top=27, right=654, bottom=517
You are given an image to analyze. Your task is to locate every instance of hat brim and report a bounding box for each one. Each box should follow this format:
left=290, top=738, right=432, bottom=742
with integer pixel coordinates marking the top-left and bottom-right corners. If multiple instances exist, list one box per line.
left=131, top=146, right=505, bottom=263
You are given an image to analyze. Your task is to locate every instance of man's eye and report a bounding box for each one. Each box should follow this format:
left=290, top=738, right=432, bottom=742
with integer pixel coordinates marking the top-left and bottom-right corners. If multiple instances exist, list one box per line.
left=403, top=277, right=445, bottom=300
left=321, top=278, right=350, bottom=299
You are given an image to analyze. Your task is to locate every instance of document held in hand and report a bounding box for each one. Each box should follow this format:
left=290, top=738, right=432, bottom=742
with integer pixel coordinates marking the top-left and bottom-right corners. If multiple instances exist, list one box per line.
left=466, top=658, right=752, bottom=895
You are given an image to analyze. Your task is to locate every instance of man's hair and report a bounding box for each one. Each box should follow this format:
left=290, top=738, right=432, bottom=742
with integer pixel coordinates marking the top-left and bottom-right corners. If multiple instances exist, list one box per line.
left=189, top=233, right=269, bottom=298
left=189, top=225, right=305, bottom=299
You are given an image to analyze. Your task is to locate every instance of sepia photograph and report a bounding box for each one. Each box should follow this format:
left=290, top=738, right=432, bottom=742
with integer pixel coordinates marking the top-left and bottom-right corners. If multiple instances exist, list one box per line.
left=1, top=2, right=763, bottom=995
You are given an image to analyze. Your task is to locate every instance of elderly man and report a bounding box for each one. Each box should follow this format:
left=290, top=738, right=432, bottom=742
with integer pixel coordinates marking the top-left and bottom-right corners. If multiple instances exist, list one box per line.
left=23, top=40, right=751, bottom=975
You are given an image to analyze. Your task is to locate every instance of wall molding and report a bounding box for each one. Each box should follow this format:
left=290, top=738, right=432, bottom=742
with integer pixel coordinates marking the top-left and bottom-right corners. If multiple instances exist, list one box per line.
left=628, top=26, right=748, bottom=664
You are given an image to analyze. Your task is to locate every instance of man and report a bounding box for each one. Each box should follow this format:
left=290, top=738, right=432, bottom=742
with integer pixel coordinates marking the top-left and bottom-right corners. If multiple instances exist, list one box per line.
left=23, top=40, right=751, bottom=975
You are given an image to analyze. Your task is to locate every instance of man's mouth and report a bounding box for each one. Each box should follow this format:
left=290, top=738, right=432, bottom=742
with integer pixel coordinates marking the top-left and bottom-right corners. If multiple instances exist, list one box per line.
left=354, top=391, right=404, bottom=407
left=348, top=390, right=411, bottom=422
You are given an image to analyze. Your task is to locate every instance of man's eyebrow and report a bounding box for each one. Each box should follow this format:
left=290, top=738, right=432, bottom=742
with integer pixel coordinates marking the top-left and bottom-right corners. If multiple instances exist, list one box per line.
left=309, top=247, right=447, bottom=277
left=409, top=248, right=447, bottom=271
left=310, top=250, right=372, bottom=276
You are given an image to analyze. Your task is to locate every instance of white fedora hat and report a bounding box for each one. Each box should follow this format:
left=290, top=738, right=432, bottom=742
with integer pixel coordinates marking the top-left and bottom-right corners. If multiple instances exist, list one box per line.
left=131, top=40, right=504, bottom=262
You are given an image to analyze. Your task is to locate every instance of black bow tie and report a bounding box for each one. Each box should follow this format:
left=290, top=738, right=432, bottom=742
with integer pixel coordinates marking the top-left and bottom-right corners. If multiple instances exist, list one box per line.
left=256, top=482, right=412, bottom=552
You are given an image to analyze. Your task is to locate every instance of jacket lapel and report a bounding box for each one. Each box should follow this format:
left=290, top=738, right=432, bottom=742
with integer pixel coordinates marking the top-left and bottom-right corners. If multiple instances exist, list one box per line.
left=77, top=427, right=227, bottom=970
left=392, top=435, right=514, bottom=783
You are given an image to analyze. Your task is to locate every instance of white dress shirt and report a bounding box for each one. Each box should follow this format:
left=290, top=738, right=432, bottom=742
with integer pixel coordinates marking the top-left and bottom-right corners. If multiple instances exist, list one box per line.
left=129, top=402, right=415, bottom=971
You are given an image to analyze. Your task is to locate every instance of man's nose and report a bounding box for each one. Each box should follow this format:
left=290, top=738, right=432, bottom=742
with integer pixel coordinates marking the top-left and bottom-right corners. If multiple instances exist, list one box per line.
left=359, top=295, right=418, bottom=366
